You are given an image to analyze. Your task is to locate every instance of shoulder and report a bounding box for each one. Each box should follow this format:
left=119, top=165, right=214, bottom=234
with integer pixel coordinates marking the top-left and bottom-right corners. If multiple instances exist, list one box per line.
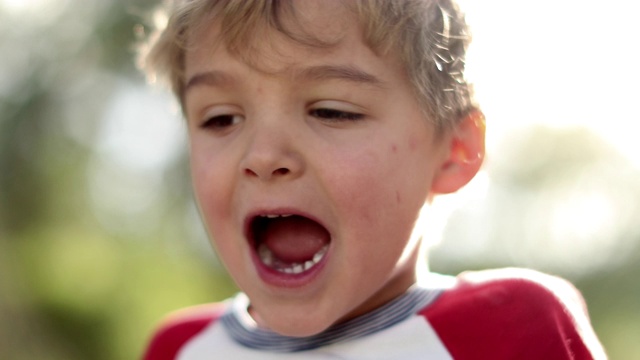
left=142, top=302, right=227, bottom=360
left=420, top=268, right=606, bottom=360
left=423, top=268, right=586, bottom=319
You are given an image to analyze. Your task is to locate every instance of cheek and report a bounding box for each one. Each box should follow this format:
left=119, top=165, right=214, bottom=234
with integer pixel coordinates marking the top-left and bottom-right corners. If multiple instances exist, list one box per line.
left=325, top=137, right=433, bottom=231
left=324, top=148, right=424, bottom=278
left=325, top=147, right=406, bottom=222
left=190, top=155, right=242, bottom=265
left=190, top=150, right=235, bottom=224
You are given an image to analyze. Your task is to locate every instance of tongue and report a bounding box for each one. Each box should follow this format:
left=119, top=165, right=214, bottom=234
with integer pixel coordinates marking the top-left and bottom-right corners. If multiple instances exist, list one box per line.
left=261, top=216, right=330, bottom=263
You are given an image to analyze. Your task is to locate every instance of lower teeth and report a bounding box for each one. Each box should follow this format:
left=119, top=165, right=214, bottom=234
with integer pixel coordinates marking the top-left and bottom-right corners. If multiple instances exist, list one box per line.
left=257, top=244, right=328, bottom=274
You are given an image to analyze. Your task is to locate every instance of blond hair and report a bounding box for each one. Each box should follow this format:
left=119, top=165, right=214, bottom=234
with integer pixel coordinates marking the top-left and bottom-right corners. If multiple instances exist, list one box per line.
left=139, top=0, right=475, bottom=131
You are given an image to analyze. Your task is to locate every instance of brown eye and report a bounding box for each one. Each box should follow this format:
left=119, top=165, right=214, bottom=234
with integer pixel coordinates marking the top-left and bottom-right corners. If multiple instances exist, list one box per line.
left=201, top=114, right=241, bottom=129
left=310, top=108, right=364, bottom=122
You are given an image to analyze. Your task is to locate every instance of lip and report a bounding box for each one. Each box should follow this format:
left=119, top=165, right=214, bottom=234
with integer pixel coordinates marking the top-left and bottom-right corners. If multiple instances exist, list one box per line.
left=244, top=208, right=332, bottom=288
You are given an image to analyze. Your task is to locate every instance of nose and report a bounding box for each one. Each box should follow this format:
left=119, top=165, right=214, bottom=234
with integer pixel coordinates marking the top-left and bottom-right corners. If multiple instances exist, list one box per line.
left=240, top=123, right=304, bottom=182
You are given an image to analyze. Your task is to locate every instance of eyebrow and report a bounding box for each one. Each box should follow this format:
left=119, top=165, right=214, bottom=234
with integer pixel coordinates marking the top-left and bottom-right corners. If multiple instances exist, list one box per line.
left=295, top=65, right=386, bottom=87
left=184, top=71, right=234, bottom=93
left=184, top=65, right=385, bottom=95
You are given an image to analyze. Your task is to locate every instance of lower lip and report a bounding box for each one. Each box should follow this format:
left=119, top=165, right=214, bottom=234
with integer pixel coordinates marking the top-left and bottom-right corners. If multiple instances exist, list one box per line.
left=250, top=246, right=330, bottom=289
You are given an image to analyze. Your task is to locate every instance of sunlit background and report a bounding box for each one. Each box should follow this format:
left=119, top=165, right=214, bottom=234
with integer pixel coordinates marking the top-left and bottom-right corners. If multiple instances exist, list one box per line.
left=1, top=0, right=638, bottom=358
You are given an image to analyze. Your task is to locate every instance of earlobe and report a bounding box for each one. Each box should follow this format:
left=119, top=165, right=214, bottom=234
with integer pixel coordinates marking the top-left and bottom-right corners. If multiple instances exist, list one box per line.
left=431, top=110, right=486, bottom=194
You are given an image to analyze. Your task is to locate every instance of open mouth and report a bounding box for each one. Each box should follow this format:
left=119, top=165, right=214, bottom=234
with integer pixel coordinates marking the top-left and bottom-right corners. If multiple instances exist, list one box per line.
left=249, top=214, right=330, bottom=275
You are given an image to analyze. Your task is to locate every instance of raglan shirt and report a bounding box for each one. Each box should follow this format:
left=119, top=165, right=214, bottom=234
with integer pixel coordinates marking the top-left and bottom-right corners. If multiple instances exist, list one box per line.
left=142, top=268, right=607, bottom=360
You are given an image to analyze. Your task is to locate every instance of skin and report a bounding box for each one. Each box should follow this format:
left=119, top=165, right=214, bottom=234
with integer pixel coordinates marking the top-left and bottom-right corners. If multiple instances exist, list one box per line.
left=182, top=2, right=482, bottom=337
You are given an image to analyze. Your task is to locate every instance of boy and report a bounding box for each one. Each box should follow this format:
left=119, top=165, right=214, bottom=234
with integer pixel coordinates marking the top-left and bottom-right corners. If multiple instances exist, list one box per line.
left=140, top=0, right=606, bottom=358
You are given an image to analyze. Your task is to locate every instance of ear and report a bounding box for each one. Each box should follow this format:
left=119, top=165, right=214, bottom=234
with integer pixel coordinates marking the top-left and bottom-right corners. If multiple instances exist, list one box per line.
left=431, top=110, right=486, bottom=194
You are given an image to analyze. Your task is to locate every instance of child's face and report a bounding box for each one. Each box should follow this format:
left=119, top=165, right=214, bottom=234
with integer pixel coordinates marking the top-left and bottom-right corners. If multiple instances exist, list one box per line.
left=183, top=3, right=451, bottom=336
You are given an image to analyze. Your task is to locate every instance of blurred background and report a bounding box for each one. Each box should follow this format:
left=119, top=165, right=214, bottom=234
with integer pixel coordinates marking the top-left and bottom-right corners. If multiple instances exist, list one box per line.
left=0, top=0, right=638, bottom=358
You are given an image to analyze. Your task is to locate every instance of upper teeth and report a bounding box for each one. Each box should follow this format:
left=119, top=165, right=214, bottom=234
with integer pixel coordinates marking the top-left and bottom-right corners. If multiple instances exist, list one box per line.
left=263, top=214, right=293, bottom=219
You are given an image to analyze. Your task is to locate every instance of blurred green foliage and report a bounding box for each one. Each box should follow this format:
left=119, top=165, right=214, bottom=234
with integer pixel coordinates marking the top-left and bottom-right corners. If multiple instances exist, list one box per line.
left=1, top=1, right=638, bottom=359
left=0, top=1, right=237, bottom=359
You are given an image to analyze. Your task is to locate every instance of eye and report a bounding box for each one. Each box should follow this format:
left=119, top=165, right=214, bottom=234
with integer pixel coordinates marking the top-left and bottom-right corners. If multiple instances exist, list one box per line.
left=309, top=108, right=365, bottom=122
left=200, top=114, right=242, bottom=130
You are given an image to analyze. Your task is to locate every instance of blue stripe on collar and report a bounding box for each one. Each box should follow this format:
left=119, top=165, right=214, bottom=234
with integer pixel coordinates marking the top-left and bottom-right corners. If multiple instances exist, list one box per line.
left=220, top=285, right=443, bottom=352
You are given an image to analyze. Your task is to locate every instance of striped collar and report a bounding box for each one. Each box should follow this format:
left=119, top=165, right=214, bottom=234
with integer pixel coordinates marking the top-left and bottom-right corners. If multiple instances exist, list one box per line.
left=220, top=284, right=445, bottom=352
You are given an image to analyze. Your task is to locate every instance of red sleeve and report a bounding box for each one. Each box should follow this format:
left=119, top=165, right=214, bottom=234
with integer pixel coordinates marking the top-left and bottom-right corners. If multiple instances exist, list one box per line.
left=142, top=303, right=226, bottom=360
left=420, top=269, right=606, bottom=360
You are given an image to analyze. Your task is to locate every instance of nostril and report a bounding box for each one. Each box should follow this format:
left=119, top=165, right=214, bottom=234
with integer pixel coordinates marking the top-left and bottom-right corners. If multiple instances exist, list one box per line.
left=243, top=167, right=290, bottom=179
left=273, top=168, right=290, bottom=176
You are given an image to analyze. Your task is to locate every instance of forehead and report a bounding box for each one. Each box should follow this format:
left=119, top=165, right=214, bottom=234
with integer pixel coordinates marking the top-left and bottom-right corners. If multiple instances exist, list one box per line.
left=185, top=1, right=365, bottom=75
